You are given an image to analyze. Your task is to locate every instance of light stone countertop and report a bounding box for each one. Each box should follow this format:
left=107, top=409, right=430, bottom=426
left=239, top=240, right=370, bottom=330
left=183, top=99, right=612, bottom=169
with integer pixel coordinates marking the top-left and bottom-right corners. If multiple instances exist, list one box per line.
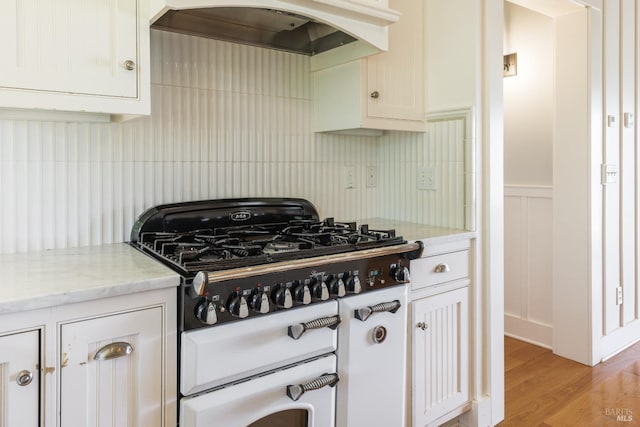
left=0, top=221, right=471, bottom=314
left=0, top=243, right=179, bottom=314
left=355, top=218, right=476, bottom=246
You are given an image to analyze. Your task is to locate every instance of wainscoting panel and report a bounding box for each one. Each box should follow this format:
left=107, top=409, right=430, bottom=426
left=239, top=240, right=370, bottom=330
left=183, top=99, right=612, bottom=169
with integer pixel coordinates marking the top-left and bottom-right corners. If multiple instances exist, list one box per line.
left=504, top=185, right=553, bottom=347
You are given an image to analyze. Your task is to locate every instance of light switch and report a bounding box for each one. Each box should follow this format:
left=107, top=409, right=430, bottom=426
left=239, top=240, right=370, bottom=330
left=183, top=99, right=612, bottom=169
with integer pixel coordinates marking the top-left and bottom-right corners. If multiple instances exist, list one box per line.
left=624, top=112, right=634, bottom=128
left=601, top=163, right=618, bottom=184
left=607, top=115, right=617, bottom=127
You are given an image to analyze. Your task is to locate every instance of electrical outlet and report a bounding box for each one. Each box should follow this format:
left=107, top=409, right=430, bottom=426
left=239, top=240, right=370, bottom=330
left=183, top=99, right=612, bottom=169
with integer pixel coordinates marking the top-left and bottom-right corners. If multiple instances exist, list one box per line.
left=366, top=166, right=377, bottom=188
left=617, top=286, right=623, bottom=305
left=418, top=167, right=436, bottom=190
left=344, top=166, right=356, bottom=189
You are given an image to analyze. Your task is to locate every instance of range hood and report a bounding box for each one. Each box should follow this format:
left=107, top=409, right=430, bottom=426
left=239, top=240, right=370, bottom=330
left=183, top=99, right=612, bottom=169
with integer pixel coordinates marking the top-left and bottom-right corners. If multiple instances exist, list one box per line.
left=150, top=0, right=400, bottom=67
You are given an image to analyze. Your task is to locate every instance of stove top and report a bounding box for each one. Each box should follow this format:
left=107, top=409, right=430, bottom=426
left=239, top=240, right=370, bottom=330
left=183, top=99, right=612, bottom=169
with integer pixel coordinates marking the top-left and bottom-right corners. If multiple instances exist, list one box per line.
left=130, top=198, right=406, bottom=276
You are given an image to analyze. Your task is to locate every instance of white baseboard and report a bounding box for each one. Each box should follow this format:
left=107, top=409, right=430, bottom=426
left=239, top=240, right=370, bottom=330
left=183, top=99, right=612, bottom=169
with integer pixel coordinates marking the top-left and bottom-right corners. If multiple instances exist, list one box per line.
left=504, top=314, right=553, bottom=349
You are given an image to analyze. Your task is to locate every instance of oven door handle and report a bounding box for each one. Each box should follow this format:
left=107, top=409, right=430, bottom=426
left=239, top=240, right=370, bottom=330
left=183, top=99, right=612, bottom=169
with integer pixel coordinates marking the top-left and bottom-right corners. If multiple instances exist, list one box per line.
left=354, top=299, right=402, bottom=322
left=286, top=373, right=339, bottom=401
left=288, top=315, right=341, bottom=340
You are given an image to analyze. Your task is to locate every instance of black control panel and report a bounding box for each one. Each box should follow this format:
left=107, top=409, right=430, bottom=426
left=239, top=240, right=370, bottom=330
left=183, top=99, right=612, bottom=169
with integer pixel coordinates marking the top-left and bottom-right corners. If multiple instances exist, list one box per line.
left=181, top=252, right=411, bottom=331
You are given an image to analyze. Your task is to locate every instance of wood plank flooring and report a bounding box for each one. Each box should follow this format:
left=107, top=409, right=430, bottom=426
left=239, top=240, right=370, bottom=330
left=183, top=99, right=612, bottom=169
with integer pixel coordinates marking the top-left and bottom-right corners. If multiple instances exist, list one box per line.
left=501, top=336, right=640, bottom=427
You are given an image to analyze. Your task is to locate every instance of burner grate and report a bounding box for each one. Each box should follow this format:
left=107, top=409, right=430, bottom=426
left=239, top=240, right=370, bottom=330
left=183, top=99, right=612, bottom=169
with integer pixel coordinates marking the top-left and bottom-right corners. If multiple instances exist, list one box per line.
left=132, top=200, right=405, bottom=277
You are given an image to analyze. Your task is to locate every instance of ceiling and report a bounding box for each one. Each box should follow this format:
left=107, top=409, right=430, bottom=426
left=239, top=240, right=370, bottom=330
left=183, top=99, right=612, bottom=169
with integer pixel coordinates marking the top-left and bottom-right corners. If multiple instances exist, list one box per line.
left=506, top=0, right=584, bottom=17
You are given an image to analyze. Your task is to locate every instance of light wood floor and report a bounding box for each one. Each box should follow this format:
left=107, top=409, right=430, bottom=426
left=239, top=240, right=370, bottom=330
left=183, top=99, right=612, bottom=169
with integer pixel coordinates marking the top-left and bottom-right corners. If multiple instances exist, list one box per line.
left=501, top=336, right=640, bottom=427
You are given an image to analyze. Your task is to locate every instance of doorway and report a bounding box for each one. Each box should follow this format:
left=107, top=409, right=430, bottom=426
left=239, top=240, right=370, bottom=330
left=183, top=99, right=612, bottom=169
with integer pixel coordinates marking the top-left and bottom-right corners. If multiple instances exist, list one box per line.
left=502, top=0, right=584, bottom=350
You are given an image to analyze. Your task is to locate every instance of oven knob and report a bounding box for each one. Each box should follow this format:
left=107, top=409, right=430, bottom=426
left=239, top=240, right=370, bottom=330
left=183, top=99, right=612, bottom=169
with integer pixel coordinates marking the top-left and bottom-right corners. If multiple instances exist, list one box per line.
left=272, top=286, right=293, bottom=309
left=195, top=300, right=218, bottom=325
left=391, top=264, right=410, bottom=284
left=228, top=293, right=249, bottom=318
left=293, top=283, right=312, bottom=305
left=249, top=290, right=270, bottom=314
left=311, top=280, right=330, bottom=301
left=346, top=275, right=362, bottom=294
left=328, top=276, right=346, bottom=297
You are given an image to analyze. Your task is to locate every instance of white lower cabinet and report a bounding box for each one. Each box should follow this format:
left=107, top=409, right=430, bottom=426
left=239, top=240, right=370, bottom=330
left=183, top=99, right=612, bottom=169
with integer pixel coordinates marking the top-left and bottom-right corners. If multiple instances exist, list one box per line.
left=410, top=238, right=472, bottom=427
left=412, top=287, right=469, bottom=427
left=0, top=288, right=176, bottom=427
left=0, top=330, right=40, bottom=427
left=60, top=307, right=163, bottom=427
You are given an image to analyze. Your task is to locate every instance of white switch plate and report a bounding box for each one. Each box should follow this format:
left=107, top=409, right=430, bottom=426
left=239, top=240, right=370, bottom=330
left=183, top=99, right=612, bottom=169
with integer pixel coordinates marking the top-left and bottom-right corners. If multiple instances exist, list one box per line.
left=366, top=166, right=377, bottom=188
left=624, top=112, right=634, bottom=128
left=344, top=166, right=356, bottom=189
left=617, top=286, right=623, bottom=305
left=601, top=163, right=618, bottom=184
left=418, top=167, right=436, bottom=190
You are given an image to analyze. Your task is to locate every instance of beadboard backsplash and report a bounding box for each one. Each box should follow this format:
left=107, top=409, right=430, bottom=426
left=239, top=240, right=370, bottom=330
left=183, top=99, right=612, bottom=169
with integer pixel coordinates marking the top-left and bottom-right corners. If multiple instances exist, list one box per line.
left=0, top=30, right=469, bottom=254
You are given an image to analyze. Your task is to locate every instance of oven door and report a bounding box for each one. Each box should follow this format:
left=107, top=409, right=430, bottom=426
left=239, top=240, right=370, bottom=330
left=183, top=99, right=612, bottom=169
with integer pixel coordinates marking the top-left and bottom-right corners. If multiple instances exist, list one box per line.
left=180, top=354, right=337, bottom=427
left=336, top=284, right=408, bottom=427
left=181, top=301, right=338, bottom=395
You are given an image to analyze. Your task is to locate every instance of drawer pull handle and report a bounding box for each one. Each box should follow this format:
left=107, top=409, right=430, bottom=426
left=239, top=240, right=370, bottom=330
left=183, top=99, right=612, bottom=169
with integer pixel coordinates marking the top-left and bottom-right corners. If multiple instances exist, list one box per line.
left=355, top=300, right=401, bottom=322
left=16, top=370, right=33, bottom=386
left=434, top=263, right=450, bottom=273
left=94, top=342, right=134, bottom=361
left=124, top=60, right=136, bottom=71
left=370, top=90, right=380, bottom=99
left=288, top=315, right=341, bottom=340
left=416, top=322, right=428, bottom=331
left=287, top=373, right=339, bottom=401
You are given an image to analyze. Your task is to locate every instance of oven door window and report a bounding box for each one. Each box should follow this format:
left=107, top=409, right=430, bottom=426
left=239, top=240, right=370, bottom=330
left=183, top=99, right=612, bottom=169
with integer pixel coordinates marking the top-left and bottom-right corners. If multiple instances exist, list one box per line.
left=248, top=409, right=308, bottom=427
left=180, top=354, right=336, bottom=427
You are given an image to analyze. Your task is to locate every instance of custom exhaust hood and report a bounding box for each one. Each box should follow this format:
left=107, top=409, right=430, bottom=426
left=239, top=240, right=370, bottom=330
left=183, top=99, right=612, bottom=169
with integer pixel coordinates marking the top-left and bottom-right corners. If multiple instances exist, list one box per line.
left=150, top=0, right=400, bottom=67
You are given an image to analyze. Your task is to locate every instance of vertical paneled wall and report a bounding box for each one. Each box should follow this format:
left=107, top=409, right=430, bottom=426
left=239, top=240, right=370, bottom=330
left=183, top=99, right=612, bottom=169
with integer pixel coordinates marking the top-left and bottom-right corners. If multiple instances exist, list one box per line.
left=0, top=30, right=467, bottom=254
left=503, top=186, right=553, bottom=348
left=598, top=0, right=640, bottom=357
left=378, top=113, right=469, bottom=229
left=0, top=31, right=381, bottom=253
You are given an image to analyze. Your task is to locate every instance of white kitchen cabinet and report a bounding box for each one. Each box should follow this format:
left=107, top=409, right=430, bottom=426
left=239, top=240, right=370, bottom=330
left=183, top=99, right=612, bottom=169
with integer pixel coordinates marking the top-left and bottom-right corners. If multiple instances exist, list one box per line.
left=0, top=288, right=176, bottom=427
left=0, top=0, right=150, bottom=119
left=410, top=239, right=471, bottom=427
left=412, top=287, right=469, bottom=427
left=0, top=330, right=40, bottom=427
left=60, top=307, right=163, bottom=427
left=312, top=0, right=426, bottom=134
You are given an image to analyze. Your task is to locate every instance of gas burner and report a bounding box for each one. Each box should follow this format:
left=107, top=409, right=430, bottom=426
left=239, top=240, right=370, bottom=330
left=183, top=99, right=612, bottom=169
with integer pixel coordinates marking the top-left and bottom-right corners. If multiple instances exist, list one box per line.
left=130, top=198, right=408, bottom=276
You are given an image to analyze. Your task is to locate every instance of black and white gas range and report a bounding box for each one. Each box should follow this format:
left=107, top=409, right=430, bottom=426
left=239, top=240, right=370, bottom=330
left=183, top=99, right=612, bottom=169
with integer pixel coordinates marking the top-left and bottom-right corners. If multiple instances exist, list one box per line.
left=130, top=198, right=422, bottom=427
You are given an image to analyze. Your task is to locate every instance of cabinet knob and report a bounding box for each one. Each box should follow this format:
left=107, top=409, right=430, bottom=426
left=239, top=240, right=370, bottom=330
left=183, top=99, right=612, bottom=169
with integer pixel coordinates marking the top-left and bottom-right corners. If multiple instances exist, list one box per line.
left=370, top=91, right=380, bottom=99
left=416, top=322, right=428, bottom=331
left=434, top=263, right=450, bottom=273
left=124, top=60, right=136, bottom=71
left=16, top=370, right=33, bottom=386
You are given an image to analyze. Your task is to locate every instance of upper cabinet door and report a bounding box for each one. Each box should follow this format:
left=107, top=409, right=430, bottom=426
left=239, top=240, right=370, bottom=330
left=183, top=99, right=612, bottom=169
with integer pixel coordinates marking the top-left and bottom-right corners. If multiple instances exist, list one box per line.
left=366, top=0, right=424, bottom=122
left=0, top=330, right=40, bottom=427
left=312, top=0, right=425, bottom=134
left=0, top=0, right=140, bottom=99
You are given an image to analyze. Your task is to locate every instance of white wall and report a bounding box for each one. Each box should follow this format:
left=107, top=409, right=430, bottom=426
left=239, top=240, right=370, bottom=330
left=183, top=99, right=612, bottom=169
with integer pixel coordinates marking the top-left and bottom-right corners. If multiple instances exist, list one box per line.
left=425, top=0, right=478, bottom=112
left=503, top=2, right=554, bottom=345
left=503, top=2, right=554, bottom=186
